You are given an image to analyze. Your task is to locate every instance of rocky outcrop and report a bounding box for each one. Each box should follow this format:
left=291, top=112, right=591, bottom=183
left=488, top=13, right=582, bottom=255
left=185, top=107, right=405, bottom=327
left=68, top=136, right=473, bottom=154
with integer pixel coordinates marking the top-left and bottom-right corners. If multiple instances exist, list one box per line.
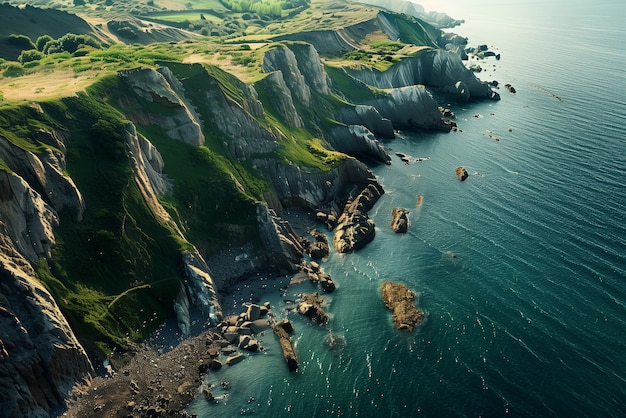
left=455, top=166, right=468, bottom=181
left=307, top=229, right=330, bottom=259
left=328, top=125, right=391, bottom=165
left=119, top=67, right=205, bottom=145
left=262, top=44, right=311, bottom=107
left=390, top=208, right=409, bottom=233
left=0, top=169, right=58, bottom=263
left=381, top=281, right=424, bottom=331
left=366, top=85, right=450, bottom=130
left=0, top=131, right=84, bottom=223
left=183, top=253, right=223, bottom=325
left=256, top=203, right=307, bottom=272
left=255, top=72, right=304, bottom=129
left=298, top=260, right=336, bottom=293
left=286, top=42, right=331, bottom=96
left=173, top=287, right=191, bottom=337
left=340, top=105, right=395, bottom=139
left=0, top=227, right=93, bottom=417
left=333, top=183, right=383, bottom=253
left=256, top=156, right=376, bottom=211
left=297, top=293, right=329, bottom=325
left=273, top=320, right=298, bottom=372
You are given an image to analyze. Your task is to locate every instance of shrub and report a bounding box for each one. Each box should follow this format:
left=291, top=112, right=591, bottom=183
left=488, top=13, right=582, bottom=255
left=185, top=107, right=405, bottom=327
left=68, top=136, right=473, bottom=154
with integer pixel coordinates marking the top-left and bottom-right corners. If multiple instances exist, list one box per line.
left=2, top=63, right=25, bottom=78
left=43, top=33, right=102, bottom=54
left=36, top=35, right=54, bottom=52
left=18, top=49, right=44, bottom=64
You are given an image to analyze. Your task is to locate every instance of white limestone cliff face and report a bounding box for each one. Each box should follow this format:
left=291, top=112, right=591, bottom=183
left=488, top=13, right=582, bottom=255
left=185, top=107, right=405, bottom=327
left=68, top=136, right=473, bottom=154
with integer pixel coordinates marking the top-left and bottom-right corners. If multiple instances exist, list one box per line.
left=119, top=67, right=205, bottom=145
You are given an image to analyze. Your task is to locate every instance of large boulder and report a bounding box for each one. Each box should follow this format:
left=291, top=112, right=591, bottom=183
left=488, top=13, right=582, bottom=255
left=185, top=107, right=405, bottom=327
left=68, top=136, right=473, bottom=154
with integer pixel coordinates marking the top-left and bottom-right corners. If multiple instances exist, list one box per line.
left=455, top=166, right=469, bottom=181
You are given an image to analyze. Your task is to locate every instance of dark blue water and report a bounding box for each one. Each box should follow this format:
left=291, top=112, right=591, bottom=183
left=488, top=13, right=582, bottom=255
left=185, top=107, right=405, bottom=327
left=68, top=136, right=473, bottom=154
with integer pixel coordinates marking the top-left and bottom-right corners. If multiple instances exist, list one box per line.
left=189, top=1, right=626, bottom=416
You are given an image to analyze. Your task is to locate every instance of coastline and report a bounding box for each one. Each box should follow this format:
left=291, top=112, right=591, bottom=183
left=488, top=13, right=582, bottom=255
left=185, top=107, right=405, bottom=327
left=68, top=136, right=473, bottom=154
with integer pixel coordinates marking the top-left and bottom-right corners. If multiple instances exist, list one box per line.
left=63, top=209, right=318, bottom=417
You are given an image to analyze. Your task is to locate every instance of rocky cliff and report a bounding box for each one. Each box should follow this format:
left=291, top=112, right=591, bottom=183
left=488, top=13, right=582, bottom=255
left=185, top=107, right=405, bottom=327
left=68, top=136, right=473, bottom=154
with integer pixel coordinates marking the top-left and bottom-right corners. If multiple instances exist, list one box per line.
left=346, top=49, right=499, bottom=101
left=0, top=161, right=93, bottom=417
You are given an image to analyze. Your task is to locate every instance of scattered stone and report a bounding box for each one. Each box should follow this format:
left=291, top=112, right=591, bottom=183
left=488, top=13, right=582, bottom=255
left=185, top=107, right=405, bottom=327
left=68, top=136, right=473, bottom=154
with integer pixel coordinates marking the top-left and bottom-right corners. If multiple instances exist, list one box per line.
left=275, top=319, right=294, bottom=334
left=198, top=360, right=208, bottom=374
left=455, top=166, right=469, bottom=181
left=308, top=241, right=329, bottom=259
left=381, top=281, right=425, bottom=331
left=318, top=273, right=336, bottom=293
left=504, top=83, right=516, bottom=93
left=333, top=183, right=384, bottom=253
left=203, top=388, right=214, bottom=401
left=390, top=208, right=409, bottom=233
left=208, top=359, right=223, bottom=371
left=226, top=353, right=245, bottom=365
left=246, top=304, right=261, bottom=322
left=395, top=152, right=410, bottom=165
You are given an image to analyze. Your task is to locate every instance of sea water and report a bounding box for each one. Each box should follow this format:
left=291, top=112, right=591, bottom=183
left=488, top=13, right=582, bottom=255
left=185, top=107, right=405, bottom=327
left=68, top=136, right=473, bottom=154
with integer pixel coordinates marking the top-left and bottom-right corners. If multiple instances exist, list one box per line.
left=189, top=1, right=626, bottom=416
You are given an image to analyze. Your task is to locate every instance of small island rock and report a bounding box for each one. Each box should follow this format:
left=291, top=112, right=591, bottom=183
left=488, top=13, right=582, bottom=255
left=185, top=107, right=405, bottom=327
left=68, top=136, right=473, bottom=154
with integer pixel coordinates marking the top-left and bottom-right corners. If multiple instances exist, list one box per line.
left=455, top=166, right=469, bottom=181
left=390, top=208, right=409, bottom=233
left=381, top=281, right=425, bottom=331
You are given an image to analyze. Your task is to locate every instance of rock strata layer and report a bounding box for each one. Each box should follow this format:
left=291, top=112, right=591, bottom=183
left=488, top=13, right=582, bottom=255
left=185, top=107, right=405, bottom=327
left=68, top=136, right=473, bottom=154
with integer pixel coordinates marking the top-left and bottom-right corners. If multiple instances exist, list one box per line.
left=381, top=281, right=425, bottom=331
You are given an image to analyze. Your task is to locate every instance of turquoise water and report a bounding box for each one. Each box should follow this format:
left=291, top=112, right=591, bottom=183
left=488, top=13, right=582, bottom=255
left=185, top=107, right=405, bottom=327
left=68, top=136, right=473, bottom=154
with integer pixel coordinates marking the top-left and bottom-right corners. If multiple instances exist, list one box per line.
left=190, top=1, right=626, bottom=416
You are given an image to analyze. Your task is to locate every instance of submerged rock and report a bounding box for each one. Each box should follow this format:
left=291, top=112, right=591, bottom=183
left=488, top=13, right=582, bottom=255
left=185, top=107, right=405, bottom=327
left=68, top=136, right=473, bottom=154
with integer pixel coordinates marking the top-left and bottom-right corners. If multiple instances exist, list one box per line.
left=381, top=281, right=425, bottom=331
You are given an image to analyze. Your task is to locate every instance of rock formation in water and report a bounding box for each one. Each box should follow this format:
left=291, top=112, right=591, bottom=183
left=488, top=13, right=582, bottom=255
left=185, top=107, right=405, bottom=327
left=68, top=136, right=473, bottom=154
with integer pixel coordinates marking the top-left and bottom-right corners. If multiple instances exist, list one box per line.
left=390, top=208, right=410, bottom=233
left=297, top=292, right=330, bottom=325
left=273, top=320, right=298, bottom=372
left=381, top=281, right=424, bottom=331
left=333, top=183, right=384, bottom=253
left=455, top=166, right=469, bottom=181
